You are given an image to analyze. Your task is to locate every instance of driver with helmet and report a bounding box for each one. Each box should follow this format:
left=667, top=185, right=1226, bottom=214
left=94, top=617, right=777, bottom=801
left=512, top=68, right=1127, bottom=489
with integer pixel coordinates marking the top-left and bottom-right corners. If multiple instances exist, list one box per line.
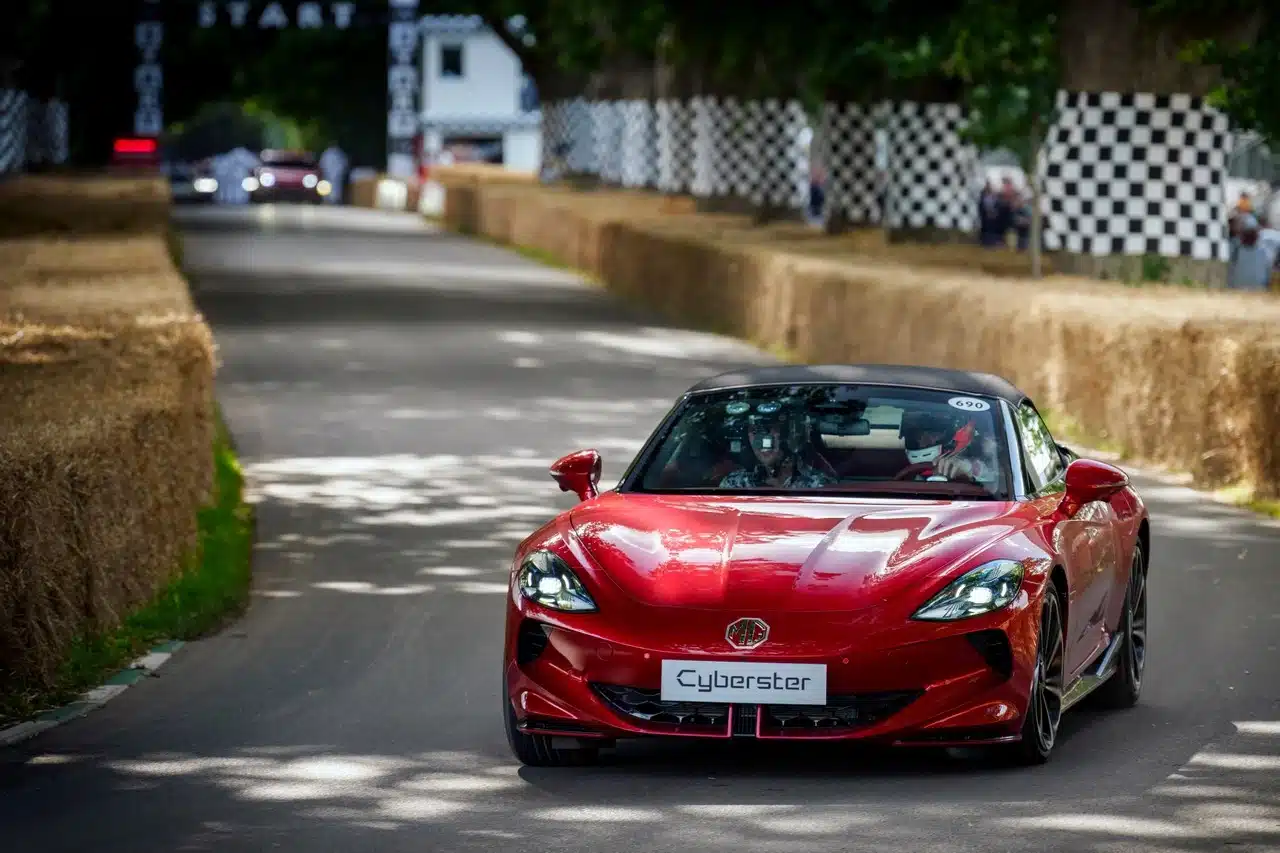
left=719, top=400, right=836, bottom=489
left=897, top=409, right=998, bottom=484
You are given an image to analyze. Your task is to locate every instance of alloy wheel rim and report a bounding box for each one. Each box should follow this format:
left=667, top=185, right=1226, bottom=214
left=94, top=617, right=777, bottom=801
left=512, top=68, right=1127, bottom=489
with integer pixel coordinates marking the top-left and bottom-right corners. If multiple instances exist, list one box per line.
left=1033, top=594, right=1065, bottom=754
left=1128, top=555, right=1147, bottom=687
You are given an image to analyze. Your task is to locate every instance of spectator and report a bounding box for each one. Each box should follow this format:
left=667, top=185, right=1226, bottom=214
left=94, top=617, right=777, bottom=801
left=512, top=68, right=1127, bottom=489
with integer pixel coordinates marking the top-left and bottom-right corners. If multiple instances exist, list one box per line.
left=978, top=180, right=1001, bottom=247
left=1228, top=213, right=1280, bottom=291
left=212, top=146, right=259, bottom=204
left=1229, top=191, right=1255, bottom=239
left=1234, top=191, right=1254, bottom=217
left=319, top=143, right=349, bottom=205
left=807, top=163, right=827, bottom=227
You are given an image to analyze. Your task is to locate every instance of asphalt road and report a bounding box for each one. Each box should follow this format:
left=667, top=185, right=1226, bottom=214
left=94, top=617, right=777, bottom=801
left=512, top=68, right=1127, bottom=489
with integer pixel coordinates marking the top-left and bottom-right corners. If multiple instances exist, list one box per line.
left=3, top=203, right=1278, bottom=853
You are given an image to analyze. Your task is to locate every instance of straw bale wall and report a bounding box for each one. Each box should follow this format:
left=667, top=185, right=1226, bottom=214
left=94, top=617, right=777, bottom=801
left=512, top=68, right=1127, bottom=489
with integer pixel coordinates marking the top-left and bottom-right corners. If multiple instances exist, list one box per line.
left=0, top=176, right=216, bottom=689
left=433, top=166, right=1280, bottom=498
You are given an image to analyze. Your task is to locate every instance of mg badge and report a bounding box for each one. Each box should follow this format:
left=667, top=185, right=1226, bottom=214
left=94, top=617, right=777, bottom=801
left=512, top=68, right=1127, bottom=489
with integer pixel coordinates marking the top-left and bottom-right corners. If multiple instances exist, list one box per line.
left=725, top=617, right=769, bottom=650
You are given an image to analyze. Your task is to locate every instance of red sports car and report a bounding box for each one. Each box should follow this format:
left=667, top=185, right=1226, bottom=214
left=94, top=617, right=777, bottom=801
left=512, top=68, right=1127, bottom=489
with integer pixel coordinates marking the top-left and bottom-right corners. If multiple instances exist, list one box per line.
left=503, top=364, right=1149, bottom=766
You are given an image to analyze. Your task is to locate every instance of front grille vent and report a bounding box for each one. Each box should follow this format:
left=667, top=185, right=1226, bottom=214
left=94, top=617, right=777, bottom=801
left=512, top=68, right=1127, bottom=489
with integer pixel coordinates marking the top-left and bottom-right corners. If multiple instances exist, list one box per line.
left=516, top=619, right=552, bottom=666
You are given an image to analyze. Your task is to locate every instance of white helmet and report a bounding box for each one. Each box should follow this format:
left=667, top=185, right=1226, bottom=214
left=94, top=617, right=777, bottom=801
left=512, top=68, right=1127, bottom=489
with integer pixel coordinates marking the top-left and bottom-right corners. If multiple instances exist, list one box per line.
left=900, top=411, right=959, bottom=465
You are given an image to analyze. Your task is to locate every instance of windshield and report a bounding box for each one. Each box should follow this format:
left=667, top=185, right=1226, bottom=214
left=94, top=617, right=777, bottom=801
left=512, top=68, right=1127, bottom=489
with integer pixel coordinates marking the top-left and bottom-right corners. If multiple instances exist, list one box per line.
left=628, top=384, right=1013, bottom=500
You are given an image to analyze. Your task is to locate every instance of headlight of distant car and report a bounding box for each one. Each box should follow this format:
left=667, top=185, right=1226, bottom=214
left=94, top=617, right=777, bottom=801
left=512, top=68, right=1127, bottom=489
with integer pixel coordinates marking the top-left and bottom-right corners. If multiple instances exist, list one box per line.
left=911, top=559, right=1025, bottom=621
left=517, top=551, right=597, bottom=612
left=303, top=173, right=318, bottom=188
left=316, top=180, right=331, bottom=196
left=259, top=172, right=276, bottom=187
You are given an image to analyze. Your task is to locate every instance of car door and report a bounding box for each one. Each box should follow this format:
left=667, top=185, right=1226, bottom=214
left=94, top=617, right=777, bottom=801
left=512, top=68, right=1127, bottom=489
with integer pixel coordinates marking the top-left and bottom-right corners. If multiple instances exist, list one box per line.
left=1012, top=403, right=1116, bottom=676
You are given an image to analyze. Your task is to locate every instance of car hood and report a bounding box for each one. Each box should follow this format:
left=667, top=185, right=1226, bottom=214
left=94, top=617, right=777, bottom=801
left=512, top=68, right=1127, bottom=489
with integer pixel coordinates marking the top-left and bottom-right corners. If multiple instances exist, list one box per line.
left=568, top=492, right=1027, bottom=611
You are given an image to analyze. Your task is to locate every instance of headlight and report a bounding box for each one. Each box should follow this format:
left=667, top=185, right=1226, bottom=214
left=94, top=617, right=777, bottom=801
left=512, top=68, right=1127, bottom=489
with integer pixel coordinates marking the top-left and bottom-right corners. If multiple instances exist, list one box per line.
left=316, top=180, right=332, bottom=196
left=517, top=551, right=597, bottom=612
left=193, top=177, right=217, bottom=193
left=259, top=172, right=276, bottom=187
left=242, top=176, right=259, bottom=192
left=303, top=173, right=318, bottom=188
left=911, top=559, right=1025, bottom=621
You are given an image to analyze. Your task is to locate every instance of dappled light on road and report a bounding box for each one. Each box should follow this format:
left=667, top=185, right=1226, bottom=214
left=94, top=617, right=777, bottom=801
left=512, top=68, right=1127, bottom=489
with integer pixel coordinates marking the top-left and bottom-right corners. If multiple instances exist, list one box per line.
left=0, top=718, right=1251, bottom=849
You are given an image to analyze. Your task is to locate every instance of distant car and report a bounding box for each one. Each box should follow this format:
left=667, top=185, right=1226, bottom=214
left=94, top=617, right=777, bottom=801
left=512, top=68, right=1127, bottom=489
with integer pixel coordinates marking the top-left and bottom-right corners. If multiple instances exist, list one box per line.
left=168, top=159, right=217, bottom=203
left=503, top=364, right=1150, bottom=767
left=245, top=150, right=330, bottom=203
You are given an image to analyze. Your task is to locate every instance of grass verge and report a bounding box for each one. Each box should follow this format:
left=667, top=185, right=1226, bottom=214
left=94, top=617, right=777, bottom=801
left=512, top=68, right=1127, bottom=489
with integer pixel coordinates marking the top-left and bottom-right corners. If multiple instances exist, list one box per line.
left=0, top=410, right=255, bottom=728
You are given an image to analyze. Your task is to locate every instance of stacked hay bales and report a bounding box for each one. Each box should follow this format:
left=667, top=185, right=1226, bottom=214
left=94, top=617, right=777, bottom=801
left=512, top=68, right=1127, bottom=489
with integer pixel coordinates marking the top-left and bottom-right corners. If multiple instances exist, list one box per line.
left=0, top=176, right=217, bottom=692
left=436, top=168, right=1280, bottom=500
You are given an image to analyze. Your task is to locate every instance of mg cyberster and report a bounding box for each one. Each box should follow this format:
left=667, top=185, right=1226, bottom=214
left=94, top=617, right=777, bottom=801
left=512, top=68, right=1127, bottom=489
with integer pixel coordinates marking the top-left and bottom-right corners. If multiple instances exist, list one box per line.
left=503, top=364, right=1150, bottom=766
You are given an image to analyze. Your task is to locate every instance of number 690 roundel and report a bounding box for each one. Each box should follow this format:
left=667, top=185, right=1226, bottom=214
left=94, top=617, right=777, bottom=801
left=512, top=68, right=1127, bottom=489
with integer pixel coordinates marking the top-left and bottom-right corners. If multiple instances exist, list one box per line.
left=503, top=364, right=1149, bottom=767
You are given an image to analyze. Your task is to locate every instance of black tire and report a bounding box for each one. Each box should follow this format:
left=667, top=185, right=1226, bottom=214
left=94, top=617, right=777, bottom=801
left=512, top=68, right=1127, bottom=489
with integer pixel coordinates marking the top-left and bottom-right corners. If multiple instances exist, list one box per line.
left=1005, top=586, right=1066, bottom=765
left=502, top=687, right=600, bottom=767
left=1092, top=543, right=1147, bottom=709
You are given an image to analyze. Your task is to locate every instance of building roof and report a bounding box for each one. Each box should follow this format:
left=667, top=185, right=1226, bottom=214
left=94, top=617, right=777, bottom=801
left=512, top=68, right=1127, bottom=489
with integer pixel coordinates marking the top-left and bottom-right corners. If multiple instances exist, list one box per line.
left=420, top=113, right=542, bottom=133
left=685, top=363, right=1029, bottom=405
left=419, top=14, right=485, bottom=35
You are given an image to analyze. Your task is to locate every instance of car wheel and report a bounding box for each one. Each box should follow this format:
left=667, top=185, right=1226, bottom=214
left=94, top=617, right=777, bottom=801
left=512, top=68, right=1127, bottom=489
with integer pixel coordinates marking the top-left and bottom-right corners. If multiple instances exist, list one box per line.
left=502, top=685, right=599, bottom=767
left=1092, top=543, right=1146, bottom=709
left=1006, top=587, right=1066, bottom=765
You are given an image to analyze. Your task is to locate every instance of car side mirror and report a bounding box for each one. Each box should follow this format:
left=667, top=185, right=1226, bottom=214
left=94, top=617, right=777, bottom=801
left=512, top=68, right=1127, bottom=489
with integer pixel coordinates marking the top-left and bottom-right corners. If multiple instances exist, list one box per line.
left=1063, top=458, right=1128, bottom=507
left=550, top=449, right=602, bottom=502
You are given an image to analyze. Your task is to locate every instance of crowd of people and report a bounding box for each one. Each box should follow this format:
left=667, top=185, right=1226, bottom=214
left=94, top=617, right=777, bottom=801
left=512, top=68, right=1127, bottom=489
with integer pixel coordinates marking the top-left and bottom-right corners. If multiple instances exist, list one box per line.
left=978, top=177, right=1032, bottom=250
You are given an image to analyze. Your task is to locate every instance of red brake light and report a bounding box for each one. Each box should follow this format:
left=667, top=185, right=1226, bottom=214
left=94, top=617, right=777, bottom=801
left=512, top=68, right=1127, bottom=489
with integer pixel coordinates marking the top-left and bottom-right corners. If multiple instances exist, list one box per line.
left=113, top=137, right=157, bottom=154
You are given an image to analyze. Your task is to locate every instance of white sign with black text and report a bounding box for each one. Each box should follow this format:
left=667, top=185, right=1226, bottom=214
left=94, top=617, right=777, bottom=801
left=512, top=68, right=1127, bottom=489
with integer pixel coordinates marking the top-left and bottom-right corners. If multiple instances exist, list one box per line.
left=197, top=1, right=357, bottom=29
left=660, top=660, right=827, bottom=705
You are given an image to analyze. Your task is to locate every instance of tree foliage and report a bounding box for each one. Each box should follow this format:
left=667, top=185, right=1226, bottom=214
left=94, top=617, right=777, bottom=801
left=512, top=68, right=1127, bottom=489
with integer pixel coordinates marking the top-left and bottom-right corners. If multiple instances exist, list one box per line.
left=936, top=0, right=1061, bottom=165
left=1178, top=12, right=1280, bottom=148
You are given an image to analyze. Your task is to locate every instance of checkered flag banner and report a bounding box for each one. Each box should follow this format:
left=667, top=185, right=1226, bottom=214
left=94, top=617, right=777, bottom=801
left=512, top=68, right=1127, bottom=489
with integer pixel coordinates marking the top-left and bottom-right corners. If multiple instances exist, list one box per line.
left=541, top=96, right=809, bottom=208
left=1, top=89, right=29, bottom=175
left=1, top=92, right=70, bottom=176
left=540, top=90, right=1241, bottom=261
left=1039, top=91, right=1233, bottom=261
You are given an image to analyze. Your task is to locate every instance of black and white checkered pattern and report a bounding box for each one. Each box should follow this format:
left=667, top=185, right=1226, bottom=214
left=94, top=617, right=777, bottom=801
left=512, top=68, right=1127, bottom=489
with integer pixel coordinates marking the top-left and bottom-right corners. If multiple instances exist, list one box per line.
left=618, top=100, right=658, bottom=188
left=655, top=99, right=695, bottom=192
left=541, top=97, right=808, bottom=207
left=1039, top=91, right=1233, bottom=260
left=540, top=98, right=595, bottom=174
left=1, top=91, right=69, bottom=176
left=540, top=92, right=1247, bottom=258
left=1, top=89, right=28, bottom=175
left=821, top=102, right=881, bottom=224
left=883, top=101, right=977, bottom=231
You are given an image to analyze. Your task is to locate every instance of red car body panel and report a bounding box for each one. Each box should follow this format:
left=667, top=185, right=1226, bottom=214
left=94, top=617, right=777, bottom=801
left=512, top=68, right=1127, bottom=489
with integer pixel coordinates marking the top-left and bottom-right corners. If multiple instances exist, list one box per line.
left=505, top=484, right=1147, bottom=746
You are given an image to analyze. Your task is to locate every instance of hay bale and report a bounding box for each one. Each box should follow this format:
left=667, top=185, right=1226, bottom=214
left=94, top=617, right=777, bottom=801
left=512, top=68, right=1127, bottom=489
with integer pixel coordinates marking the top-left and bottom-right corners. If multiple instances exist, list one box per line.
left=443, top=179, right=1280, bottom=499
left=0, top=175, right=170, bottom=239
left=0, top=176, right=218, bottom=691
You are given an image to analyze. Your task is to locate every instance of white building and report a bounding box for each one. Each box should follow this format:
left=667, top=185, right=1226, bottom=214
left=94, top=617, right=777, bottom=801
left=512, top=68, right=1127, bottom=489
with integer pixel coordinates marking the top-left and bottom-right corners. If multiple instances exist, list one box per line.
left=419, top=15, right=541, bottom=173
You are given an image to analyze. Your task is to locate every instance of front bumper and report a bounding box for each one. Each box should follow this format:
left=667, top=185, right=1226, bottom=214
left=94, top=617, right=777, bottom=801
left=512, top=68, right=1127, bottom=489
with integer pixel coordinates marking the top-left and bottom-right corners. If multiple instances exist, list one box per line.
left=250, top=186, right=322, bottom=203
left=505, top=602, right=1040, bottom=747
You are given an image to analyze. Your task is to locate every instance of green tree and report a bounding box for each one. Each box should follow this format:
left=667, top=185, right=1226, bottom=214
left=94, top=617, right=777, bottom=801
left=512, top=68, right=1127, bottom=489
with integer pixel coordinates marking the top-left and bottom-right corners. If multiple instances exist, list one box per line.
left=941, top=0, right=1060, bottom=277
left=1177, top=11, right=1279, bottom=149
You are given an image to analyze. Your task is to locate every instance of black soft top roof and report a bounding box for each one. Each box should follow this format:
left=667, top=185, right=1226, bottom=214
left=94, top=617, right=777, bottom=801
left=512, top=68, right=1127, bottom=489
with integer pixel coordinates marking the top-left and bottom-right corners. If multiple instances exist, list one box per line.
left=685, top=363, right=1029, bottom=406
